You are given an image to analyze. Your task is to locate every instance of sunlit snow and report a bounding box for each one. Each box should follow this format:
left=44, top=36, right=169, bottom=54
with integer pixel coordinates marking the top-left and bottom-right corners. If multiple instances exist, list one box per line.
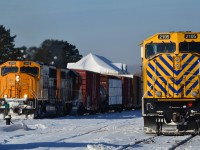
left=0, top=110, right=197, bottom=150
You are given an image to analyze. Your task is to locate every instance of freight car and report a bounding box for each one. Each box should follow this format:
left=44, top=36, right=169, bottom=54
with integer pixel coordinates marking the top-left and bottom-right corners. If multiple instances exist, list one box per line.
left=70, top=69, right=100, bottom=115
left=141, top=31, right=200, bottom=135
left=132, top=75, right=141, bottom=108
left=0, top=61, right=79, bottom=119
left=100, top=74, right=123, bottom=112
left=70, top=71, right=141, bottom=114
left=116, top=75, right=133, bottom=110
left=116, top=75, right=141, bottom=110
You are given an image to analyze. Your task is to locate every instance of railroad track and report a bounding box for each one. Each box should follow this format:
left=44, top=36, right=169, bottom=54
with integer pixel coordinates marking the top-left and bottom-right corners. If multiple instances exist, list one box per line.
left=168, top=134, right=197, bottom=150
left=118, top=135, right=161, bottom=150
left=119, top=134, right=197, bottom=150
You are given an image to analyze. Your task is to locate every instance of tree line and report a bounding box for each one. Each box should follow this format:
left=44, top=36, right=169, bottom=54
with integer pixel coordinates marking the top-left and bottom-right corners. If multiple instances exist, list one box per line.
left=0, top=25, right=82, bottom=68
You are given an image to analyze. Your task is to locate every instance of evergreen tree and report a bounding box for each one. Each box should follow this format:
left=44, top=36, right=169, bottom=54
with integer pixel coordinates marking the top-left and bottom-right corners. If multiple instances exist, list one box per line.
left=15, top=46, right=28, bottom=60
left=0, top=25, right=16, bottom=63
left=31, top=39, right=82, bottom=67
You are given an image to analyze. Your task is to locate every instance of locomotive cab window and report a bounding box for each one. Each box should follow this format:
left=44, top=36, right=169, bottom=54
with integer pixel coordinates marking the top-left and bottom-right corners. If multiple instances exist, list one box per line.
left=145, top=43, right=175, bottom=58
left=179, top=42, right=200, bottom=54
left=20, top=66, right=39, bottom=77
left=1, top=66, right=18, bottom=76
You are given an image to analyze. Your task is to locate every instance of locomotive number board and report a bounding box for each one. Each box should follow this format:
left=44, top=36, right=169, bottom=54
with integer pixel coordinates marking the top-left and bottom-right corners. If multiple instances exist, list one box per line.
left=158, top=34, right=170, bottom=40
left=158, top=34, right=198, bottom=40
left=185, top=34, right=198, bottom=39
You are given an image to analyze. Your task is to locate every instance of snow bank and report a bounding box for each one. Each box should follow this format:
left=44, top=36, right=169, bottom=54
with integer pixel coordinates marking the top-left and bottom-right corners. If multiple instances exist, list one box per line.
left=34, top=123, right=47, bottom=129
left=0, top=122, right=30, bottom=132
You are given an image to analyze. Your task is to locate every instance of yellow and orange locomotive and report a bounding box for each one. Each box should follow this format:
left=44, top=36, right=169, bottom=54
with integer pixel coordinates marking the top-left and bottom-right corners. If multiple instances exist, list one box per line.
left=0, top=61, right=78, bottom=119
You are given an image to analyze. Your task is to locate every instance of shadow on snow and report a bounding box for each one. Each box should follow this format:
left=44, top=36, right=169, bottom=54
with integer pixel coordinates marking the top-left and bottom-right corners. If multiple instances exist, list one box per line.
left=55, top=109, right=142, bottom=120
left=0, top=141, right=138, bottom=149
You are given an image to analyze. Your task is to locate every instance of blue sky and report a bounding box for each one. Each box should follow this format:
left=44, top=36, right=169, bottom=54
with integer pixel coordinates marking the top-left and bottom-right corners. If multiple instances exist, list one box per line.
left=0, top=0, right=200, bottom=66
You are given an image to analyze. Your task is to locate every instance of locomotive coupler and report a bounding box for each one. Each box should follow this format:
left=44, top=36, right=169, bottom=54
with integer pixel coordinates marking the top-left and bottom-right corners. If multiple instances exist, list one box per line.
left=172, top=112, right=180, bottom=122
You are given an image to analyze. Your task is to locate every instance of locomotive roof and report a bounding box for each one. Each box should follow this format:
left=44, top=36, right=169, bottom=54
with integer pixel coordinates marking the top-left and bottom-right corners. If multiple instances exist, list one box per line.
left=140, top=31, right=200, bottom=45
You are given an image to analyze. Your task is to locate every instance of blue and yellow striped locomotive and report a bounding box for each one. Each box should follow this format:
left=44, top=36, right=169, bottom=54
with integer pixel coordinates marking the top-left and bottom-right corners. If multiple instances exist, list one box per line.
left=141, top=31, right=200, bottom=134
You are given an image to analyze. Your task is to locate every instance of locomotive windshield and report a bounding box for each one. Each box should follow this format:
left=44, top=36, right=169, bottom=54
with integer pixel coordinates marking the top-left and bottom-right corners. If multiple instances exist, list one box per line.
left=145, top=43, right=176, bottom=58
left=1, top=66, right=18, bottom=76
left=20, top=66, right=39, bottom=77
left=179, top=42, right=200, bottom=54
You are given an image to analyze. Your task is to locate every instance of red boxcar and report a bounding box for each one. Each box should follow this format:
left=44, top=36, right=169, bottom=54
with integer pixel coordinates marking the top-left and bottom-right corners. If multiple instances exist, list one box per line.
left=100, top=74, right=123, bottom=112
left=118, top=75, right=134, bottom=110
left=132, top=75, right=141, bottom=108
left=71, top=69, right=100, bottom=114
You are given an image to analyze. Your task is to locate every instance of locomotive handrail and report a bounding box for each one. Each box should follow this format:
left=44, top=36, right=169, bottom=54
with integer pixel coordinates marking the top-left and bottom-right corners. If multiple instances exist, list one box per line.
left=198, top=60, right=200, bottom=75
left=29, top=88, right=37, bottom=99
left=142, top=79, right=156, bottom=116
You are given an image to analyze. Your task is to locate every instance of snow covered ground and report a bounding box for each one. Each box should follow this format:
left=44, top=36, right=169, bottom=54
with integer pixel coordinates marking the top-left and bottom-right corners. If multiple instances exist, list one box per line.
left=0, top=110, right=198, bottom=150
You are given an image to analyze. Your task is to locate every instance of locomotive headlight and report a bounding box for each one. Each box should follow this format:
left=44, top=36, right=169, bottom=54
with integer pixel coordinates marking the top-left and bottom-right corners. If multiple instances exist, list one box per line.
left=16, top=75, right=20, bottom=82
left=24, top=94, right=28, bottom=99
left=156, top=91, right=162, bottom=97
left=192, top=91, right=198, bottom=97
left=176, top=64, right=180, bottom=68
left=175, top=57, right=180, bottom=62
left=4, top=94, right=8, bottom=98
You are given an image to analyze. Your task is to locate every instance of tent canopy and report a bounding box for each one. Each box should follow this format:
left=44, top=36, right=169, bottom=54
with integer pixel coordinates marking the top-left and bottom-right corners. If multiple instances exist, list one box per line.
left=67, top=53, right=128, bottom=75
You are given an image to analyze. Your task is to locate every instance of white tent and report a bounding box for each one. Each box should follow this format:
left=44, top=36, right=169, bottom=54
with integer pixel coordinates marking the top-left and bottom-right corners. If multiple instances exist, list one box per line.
left=67, top=53, right=128, bottom=75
